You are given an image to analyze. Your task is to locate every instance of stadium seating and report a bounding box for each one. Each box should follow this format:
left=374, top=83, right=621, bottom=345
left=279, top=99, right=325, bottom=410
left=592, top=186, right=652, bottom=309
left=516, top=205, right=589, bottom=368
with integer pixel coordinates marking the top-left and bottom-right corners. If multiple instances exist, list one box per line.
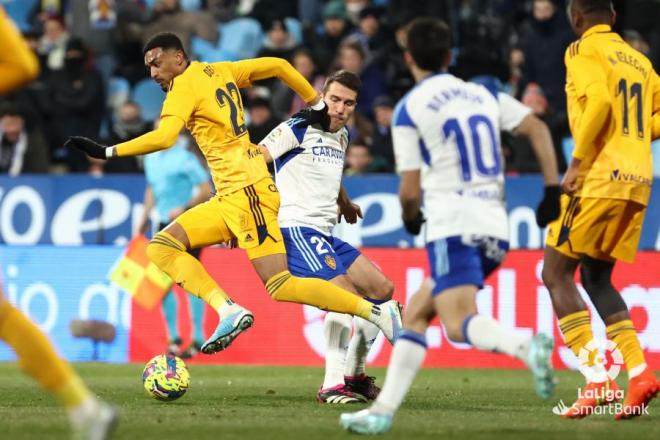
left=131, top=78, right=165, bottom=122
left=4, top=0, right=38, bottom=31
left=107, top=76, right=131, bottom=112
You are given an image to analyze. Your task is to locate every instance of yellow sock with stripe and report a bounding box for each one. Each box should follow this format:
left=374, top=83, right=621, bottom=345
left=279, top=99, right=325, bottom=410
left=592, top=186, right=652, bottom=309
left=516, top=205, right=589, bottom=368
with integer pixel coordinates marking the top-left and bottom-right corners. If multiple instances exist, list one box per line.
left=606, top=319, right=647, bottom=379
left=147, top=231, right=232, bottom=313
left=265, top=270, right=373, bottom=319
left=558, top=310, right=593, bottom=359
left=0, top=301, right=92, bottom=409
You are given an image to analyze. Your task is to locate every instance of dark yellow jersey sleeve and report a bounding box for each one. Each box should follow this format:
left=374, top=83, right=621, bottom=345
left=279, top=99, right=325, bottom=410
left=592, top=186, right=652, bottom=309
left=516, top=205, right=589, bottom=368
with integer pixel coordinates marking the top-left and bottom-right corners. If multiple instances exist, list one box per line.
left=0, top=7, right=39, bottom=94
left=652, top=71, right=660, bottom=140
left=565, top=42, right=611, bottom=160
left=222, top=57, right=318, bottom=103
left=161, top=72, right=197, bottom=124
left=115, top=115, right=184, bottom=156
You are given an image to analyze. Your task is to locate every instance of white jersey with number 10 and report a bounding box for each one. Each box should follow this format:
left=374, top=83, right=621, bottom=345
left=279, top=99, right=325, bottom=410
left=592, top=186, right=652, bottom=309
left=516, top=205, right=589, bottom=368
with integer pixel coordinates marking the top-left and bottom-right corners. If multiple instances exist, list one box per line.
left=392, top=73, right=532, bottom=243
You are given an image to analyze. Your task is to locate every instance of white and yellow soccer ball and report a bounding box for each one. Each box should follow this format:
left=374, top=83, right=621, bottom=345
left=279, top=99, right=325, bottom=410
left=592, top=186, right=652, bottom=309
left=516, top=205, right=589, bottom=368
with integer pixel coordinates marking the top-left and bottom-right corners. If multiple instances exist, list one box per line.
left=142, top=353, right=190, bottom=401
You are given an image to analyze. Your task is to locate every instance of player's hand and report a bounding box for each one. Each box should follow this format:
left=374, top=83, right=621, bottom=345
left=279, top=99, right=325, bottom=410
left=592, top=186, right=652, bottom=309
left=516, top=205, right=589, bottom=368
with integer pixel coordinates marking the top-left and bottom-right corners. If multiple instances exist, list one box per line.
left=402, top=210, right=425, bottom=236
left=291, top=103, right=331, bottom=131
left=561, top=158, right=581, bottom=195
left=338, top=201, right=363, bottom=224
left=535, top=184, right=560, bottom=227
left=64, top=136, right=108, bottom=160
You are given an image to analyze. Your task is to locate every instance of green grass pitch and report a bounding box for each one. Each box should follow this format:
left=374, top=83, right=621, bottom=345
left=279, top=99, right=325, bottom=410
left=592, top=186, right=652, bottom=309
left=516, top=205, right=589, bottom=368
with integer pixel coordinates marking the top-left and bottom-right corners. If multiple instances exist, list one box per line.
left=0, top=363, right=658, bottom=439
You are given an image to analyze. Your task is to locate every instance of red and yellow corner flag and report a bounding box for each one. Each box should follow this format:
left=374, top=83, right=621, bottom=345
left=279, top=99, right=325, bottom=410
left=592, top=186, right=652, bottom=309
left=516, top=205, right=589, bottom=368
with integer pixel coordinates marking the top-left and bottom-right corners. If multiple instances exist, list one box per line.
left=109, top=235, right=172, bottom=310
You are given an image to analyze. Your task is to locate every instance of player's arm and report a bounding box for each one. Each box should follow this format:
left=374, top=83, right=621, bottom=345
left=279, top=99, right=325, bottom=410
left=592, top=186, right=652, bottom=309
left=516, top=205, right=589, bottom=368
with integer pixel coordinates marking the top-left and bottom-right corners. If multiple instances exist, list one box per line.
left=566, top=44, right=611, bottom=161
left=499, top=92, right=560, bottom=226
left=227, top=57, right=320, bottom=105
left=392, top=102, right=424, bottom=235
left=258, top=122, right=300, bottom=166
left=652, top=71, right=660, bottom=140
left=65, top=116, right=185, bottom=159
left=0, top=8, right=39, bottom=93
left=337, top=184, right=363, bottom=224
left=227, top=58, right=329, bottom=129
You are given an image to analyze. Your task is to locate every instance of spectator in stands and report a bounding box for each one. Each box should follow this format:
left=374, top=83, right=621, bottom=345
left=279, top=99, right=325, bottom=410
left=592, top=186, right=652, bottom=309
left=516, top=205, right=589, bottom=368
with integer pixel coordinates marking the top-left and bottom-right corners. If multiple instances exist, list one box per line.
left=0, top=105, right=50, bottom=175
left=370, top=95, right=395, bottom=172
left=271, top=49, right=325, bottom=117
left=334, top=40, right=387, bottom=120
left=103, top=101, right=149, bottom=173
left=257, top=17, right=299, bottom=62
left=247, top=97, right=282, bottom=146
left=42, top=38, right=105, bottom=172
left=134, top=0, right=217, bottom=55
left=383, top=18, right=415, bottom=102
left=304, top=1, right=353, bottom=73
left=347, top=6, right=393, bottom=69
left=519, top=0, right=573, bottom=169
left=68, top=0, right=119, bottom=86
left=344, top=0, right=369, bottom=26
left=37, top=15, right=69, bottom=72
left=344, top=140, right=373, bottom=176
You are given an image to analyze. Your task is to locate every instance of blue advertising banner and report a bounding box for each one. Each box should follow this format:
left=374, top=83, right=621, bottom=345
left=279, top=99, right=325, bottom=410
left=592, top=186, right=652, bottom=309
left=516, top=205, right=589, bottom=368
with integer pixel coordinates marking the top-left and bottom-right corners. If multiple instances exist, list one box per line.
left=1, top=175, right=658, bottom=249
left=0, top=246, right=129, bottom=362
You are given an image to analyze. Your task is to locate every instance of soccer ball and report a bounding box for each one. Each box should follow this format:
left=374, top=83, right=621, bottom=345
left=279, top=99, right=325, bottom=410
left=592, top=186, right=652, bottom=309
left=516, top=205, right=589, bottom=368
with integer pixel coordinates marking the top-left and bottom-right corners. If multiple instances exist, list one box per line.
left=142, top=353, right=190, bottom=401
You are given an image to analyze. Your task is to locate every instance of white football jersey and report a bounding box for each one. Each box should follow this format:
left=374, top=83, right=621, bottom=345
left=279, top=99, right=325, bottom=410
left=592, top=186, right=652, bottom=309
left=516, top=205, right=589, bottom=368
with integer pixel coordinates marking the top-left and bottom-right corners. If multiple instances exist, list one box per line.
left=260, top=121, right=349, bottom=234
left=392, top=73, right=532, bottom=242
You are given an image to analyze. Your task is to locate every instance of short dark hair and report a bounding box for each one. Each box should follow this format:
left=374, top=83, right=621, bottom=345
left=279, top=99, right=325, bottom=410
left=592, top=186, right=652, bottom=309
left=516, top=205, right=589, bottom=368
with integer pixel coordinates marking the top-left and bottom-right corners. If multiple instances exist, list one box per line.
left=406, top=18, right=450, bottom=72
left=571, top=0, right=613, bottom=14
left=323, top=69, right=362, bottom=95
left=143, top=32, right=187, bottom=58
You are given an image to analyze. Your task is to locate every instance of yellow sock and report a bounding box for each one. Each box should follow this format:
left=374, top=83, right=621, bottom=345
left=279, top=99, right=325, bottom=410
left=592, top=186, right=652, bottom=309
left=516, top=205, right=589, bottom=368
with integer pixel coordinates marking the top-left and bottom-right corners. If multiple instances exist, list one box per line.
left=148, top=231, right=231, bottom=313
left=0, top=301, right=91, bottom=409
left=266, top=271, right=373, bottom=319
left=558, top=310, right=593, bottom=358
left=606, top=319, right=646, bottom=377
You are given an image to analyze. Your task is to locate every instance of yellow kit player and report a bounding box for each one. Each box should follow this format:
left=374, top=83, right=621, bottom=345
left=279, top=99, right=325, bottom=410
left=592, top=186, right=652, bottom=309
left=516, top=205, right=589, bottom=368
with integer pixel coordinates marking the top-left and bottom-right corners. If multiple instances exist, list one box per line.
left=66, top=33, right=401, bottom=355
left=0, top=6, right=117, bottom=439
left=542, top=0, right=660, bottom=420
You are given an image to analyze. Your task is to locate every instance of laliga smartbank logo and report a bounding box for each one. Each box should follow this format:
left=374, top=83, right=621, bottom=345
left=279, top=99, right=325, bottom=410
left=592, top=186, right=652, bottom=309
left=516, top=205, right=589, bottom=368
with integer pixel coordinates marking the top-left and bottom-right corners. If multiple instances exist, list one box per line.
left=551, top=338, right=648, bottom=417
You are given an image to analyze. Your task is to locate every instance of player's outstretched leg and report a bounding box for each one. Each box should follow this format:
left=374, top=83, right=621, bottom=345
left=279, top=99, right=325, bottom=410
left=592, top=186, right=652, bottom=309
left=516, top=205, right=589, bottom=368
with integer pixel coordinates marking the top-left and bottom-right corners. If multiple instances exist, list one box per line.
left=147, top=230, right=253, bottom=354
left=0, top=298, right=118, bottom=439
left=340, top=282, right=433, bottom=434
left=578, top=257, right=659, bottom=419
left=255, top=262, right=402, bottom=343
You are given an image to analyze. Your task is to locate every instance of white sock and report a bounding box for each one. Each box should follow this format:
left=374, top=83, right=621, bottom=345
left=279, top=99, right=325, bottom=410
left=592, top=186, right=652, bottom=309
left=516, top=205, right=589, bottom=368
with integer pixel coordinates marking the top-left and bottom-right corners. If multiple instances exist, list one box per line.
left=463, top=314, right=528, bottom=361
left=345, top=317, right=380, bottom=377
left=322, top=312, right=353, bottom=390
left=371, top=331, right=427, bottom=416
left=68, top=396, right=99, bottom=429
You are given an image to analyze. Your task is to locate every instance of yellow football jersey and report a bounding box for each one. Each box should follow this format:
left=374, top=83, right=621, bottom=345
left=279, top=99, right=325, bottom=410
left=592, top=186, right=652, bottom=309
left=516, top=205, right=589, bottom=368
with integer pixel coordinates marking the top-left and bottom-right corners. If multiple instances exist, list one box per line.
left=161, top=59, right=318, bottom=196
left=565, top=24, right=660, bottom=206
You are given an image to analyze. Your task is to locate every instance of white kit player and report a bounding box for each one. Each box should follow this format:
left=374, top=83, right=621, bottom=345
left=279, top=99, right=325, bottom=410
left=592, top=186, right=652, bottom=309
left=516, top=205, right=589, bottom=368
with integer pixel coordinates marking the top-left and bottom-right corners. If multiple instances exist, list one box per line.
left=341, top=18, right=563, bottom=434
left=259, top=70, right=402, bottom=404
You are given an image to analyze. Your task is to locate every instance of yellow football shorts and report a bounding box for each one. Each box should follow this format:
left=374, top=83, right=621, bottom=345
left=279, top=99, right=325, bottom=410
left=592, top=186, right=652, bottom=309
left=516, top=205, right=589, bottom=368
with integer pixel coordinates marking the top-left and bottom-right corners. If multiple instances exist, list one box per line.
left=545, top=195, right=646, bottom=263
left=174, top=177, right=285, bottom=260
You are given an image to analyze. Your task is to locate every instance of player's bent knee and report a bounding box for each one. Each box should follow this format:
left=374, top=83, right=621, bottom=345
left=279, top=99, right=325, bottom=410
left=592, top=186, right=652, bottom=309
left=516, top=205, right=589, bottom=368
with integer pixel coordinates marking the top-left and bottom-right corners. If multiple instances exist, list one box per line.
left=444, top=323, right=465, bottom=343
left=147, top=234, right=185, bottom=268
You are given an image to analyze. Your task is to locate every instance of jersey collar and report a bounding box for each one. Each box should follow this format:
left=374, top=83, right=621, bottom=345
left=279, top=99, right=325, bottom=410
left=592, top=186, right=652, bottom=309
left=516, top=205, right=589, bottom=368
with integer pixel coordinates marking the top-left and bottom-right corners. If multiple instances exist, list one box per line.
left=582, top=24, right=612, bottom=38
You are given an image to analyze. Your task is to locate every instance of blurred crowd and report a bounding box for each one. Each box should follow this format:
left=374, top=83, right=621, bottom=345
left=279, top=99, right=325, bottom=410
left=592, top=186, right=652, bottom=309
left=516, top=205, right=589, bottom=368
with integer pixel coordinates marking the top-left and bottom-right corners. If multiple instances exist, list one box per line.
left=1, top=0, right=659, bottom=177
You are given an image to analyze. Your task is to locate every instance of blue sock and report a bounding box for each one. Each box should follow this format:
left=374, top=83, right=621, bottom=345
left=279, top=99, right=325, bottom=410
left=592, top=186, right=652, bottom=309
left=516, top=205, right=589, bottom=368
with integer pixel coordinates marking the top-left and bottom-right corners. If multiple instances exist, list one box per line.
left=189, top=295, right=205, bottom=345
left=162, top=291, right=179, bottom=342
